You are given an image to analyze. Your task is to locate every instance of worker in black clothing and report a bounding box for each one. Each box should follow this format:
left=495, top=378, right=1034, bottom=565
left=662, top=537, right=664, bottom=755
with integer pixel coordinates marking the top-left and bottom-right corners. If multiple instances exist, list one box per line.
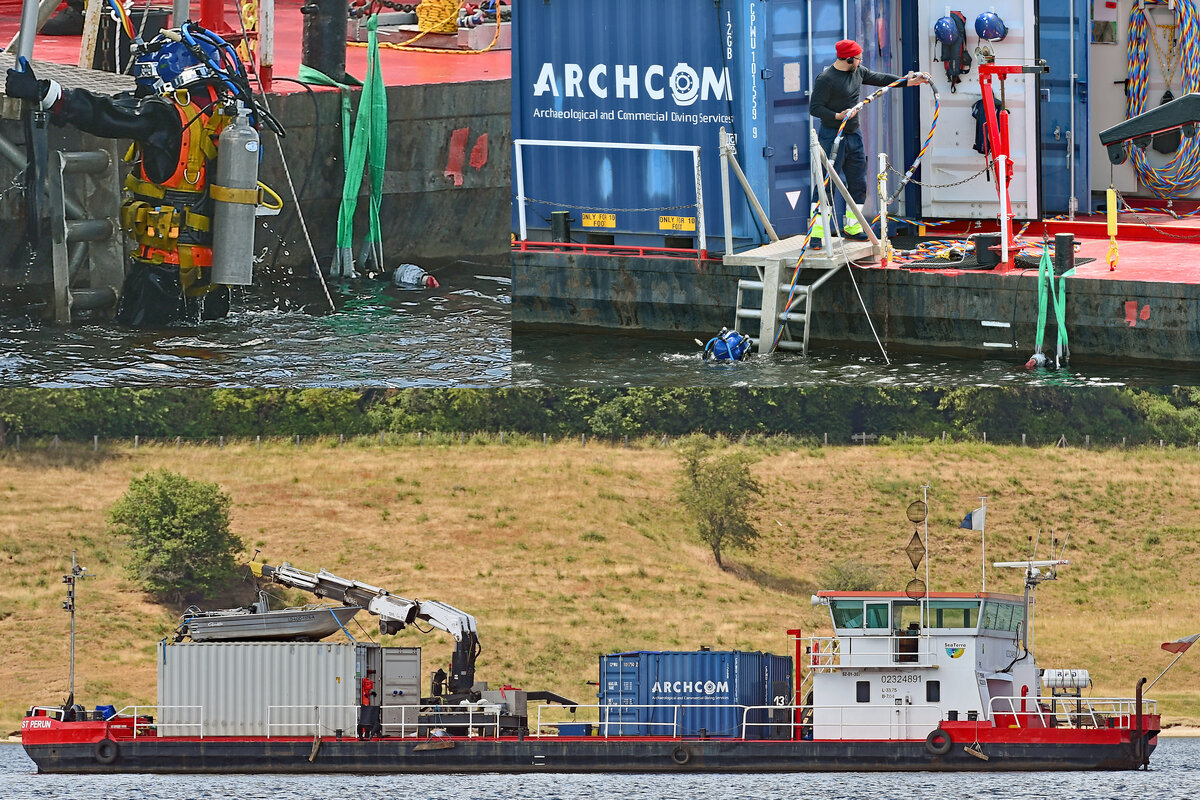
left=808, top=39, right=926, bottom=240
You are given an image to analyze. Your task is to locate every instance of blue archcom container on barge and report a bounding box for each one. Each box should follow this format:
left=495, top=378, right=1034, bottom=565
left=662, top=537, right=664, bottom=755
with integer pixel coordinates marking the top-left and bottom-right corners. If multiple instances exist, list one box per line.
left=512, top=0, right=1089, bottom=251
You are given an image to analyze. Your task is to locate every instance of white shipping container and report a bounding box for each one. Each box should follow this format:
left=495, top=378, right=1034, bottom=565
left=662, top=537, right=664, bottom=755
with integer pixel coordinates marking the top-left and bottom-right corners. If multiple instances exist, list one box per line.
left=157, top=642, right=359, bottom=737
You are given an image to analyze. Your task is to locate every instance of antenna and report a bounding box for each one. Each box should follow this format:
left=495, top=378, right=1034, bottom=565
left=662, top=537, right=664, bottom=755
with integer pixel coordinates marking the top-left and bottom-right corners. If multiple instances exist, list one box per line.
left=62, top=551, right=89, bottom=707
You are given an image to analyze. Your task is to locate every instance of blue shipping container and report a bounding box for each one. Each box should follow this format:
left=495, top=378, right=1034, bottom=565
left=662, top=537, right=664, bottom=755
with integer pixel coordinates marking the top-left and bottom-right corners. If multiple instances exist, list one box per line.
left=598, top=650, right=792, bottom=738
left=512, top=0, right=769, bottom=250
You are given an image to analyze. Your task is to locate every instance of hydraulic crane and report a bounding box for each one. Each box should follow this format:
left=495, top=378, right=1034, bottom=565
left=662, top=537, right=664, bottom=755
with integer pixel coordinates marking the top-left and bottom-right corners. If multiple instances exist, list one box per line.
left=248, top=560, right=482, bottom=697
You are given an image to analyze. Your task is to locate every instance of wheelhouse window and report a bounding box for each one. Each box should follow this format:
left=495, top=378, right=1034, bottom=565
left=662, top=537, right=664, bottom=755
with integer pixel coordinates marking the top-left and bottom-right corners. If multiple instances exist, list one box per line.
left=831, top=600, right=864, bottom=629
left=865, top=602, right=890, bottom=630
left=981, top=601, right=1023, bottom=633
left=895, top=601, right=921, bottom=633
left=926, top=600, right=980, bottom=629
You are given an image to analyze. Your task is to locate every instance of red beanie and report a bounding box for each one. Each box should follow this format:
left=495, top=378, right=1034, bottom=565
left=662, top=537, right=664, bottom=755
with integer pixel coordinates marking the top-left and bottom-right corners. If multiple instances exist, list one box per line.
left=836, top=39, right=863, bottom=60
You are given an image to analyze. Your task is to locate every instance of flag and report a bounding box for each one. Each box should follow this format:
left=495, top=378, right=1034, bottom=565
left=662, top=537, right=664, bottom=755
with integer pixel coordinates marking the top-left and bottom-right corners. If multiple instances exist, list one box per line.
left=960, top=507, right=985, bottom=531
left=1161, top=633, right=1200, bottom=654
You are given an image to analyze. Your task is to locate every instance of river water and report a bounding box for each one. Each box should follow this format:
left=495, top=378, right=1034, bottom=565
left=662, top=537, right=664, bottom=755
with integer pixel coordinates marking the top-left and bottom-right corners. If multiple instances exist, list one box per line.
left=513, top=330, right=1200, bottom=387
left=0, top=738, right=1196, bottom=799
left=0, top=261, right=510, bottom=387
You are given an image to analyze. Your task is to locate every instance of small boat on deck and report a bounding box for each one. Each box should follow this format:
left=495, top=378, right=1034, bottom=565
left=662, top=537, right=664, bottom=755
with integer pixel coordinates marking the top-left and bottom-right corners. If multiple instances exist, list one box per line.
left=175, top=594, right=362, bottom=643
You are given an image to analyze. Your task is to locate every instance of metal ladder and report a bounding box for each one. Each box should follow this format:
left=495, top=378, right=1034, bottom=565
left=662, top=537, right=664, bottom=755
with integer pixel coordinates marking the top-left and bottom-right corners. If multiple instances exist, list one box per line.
left=728, top=235, right=871, bottom=354
left=45, top=137, right=126, bottom=323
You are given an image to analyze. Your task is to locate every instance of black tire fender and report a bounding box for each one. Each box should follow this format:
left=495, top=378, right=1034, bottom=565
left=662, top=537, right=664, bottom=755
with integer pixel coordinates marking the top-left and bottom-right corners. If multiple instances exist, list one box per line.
left=94, top=738, right=120, bottom=765
left=925, top=727, right=953, bottom=756
left=671, top=745, right=690, bottom=765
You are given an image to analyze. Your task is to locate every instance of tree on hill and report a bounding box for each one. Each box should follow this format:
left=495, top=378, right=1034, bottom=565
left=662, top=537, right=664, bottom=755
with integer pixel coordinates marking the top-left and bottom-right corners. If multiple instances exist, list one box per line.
left=106, top=469, right=244, bottom=605
left=675, top=435, right=763, bottom=569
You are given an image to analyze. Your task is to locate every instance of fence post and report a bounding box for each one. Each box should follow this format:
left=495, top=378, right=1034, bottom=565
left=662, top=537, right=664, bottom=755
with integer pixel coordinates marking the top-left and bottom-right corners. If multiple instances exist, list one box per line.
left=418, top=432, right=422, bottom=445
left=623, top=434, right=628, bottom=448
left=134, top=435, right=139, bottom=450
left=581, top=434, right=586, bottom=447
left=983, top=432, right=987, bottom=444
left=15, top=434, right=18, bottom=451
left=52, top=435, right=60, bottom=449
left=94, top=435, right=98, bottom=452
left=219, top=436, right=224, bottom=449
left=1022, top=433, right=1026, bottom=447
left=1122, top=436, right=1126, bottom=447
left=296, top=435, right=301, bottom=448
left=500, top=431, right=505, bottom=445
left=257, top=435, right=261, bottom=451
left=339, top=434, right=344, bottom=447
left=941, top=431, right=946, bottom=443
left=176, top=436, right=180, bottom=449
left=824, top=433, right=828, bottom=446
left=1160, top=439, right=1164, bottom=449
left=1085, top=435, right=1089, bottom=449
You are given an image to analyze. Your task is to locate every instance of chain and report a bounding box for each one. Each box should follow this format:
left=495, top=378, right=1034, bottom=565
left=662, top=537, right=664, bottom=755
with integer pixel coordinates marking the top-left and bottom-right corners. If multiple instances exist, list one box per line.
left=1114, top=187, right=1200, bottom=240
left=522, top=197, right=696, bottom=213
left=886, top=159, right=992, bottom=189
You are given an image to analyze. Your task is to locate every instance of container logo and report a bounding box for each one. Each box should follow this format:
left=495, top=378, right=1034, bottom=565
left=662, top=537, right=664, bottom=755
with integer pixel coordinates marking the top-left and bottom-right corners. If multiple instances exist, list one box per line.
left=531, top=62, right=732, bottom=107
left=651, top=679, right=730, bottom=696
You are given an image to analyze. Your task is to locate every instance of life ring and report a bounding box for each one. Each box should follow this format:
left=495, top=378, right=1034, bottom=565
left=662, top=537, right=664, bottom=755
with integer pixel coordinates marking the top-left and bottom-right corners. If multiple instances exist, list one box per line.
left=93, top=738, right=120, bottom=765
left=670, top=745, right=690, bottom=765
left=924, top=728, right=953, bottom=756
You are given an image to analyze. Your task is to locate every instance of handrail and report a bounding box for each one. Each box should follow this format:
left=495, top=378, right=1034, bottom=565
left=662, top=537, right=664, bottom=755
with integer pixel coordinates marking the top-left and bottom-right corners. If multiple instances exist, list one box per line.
left=534, top=702, right=942, bottom=740
left=808, top=634, right=938, bottom=668
left=512, top=138, right=707, bottom=256
left=988, top=695, right=1157, bottom=730
left=265, top=703, right=499, bottom=739
left=111, top=705, right=203, bottom=739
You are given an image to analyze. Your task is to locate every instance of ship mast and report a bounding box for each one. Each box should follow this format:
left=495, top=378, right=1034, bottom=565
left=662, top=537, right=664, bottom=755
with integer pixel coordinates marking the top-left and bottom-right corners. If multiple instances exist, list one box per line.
left=63, top=551, right=88, bottom=704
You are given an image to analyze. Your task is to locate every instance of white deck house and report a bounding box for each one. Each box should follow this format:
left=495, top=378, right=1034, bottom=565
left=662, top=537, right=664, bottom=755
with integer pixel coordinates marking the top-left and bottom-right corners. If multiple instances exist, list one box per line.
left=806, top=591, right=1041, bottom=740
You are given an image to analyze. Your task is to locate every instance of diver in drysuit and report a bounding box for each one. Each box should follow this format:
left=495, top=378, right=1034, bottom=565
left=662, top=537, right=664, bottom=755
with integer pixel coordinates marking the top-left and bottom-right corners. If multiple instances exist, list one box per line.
left=5, top=22, right=283, bottom=327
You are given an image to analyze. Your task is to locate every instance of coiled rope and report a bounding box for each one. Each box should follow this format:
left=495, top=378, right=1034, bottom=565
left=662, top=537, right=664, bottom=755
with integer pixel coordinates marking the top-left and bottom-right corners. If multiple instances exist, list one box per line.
left=1127, top=0, right=1200, bottom=197
left=769, top=72, right=938, bottom=353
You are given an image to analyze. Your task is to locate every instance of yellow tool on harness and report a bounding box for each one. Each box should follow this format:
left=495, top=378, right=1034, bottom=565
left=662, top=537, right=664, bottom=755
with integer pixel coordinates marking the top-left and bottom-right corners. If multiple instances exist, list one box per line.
left=1106, top=186, right=1119, bottom=272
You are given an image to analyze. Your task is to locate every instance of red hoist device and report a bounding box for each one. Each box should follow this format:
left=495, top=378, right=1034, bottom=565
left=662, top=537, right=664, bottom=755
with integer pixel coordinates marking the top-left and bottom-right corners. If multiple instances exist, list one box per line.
left=976, top=56, right=1048, bottom=270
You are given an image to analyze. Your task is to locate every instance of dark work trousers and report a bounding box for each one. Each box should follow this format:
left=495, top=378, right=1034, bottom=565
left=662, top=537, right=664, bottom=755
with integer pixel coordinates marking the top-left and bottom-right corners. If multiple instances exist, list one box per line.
left=814, top=126, right=867, bottom=224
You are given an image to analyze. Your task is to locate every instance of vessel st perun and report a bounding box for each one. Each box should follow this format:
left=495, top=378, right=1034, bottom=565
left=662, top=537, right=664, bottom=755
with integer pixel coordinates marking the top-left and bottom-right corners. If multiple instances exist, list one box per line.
left=22, top=557, right=1166, bottom=773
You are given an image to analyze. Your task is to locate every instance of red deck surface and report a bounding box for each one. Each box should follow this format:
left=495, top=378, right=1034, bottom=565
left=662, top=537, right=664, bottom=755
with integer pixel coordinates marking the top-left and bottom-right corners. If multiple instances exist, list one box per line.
left=0, top=1, right=509, bottom=91
left=897, top=211, right=1200, bottom=284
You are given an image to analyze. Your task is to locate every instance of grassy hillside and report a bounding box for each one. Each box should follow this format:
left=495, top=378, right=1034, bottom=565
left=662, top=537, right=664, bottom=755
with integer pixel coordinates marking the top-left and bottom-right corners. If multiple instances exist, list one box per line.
left=1, top=437, right=1197, bottom=734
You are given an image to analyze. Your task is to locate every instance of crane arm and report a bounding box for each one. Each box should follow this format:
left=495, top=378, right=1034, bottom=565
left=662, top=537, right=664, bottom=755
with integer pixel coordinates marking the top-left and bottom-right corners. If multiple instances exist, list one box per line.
left=248, top=560, right=481, bottom=695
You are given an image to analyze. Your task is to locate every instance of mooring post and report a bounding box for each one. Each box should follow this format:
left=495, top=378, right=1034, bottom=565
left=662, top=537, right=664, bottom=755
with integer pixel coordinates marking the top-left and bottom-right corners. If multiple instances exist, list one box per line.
left=300, top=0, right=347, bottom=83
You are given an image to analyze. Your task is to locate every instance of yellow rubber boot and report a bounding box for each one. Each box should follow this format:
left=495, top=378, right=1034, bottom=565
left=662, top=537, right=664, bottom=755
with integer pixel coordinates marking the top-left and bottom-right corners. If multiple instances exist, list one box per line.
left=843, top=211, right=864, bottom=237
left=809, top=203, right=825, bottom=241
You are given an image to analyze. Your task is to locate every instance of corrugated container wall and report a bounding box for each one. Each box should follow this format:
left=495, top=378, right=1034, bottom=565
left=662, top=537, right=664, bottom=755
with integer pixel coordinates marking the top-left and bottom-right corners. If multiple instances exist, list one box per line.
left=512, top=0, right=769, bottom=250
left=157, top=642, right=359, bottom=737
left=598, top=651, right=792, bottom=738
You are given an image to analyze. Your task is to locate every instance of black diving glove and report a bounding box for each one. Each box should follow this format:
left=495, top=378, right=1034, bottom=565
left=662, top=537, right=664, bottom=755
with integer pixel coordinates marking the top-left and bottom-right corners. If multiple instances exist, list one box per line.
left=5, top=57, right=61, bottom=110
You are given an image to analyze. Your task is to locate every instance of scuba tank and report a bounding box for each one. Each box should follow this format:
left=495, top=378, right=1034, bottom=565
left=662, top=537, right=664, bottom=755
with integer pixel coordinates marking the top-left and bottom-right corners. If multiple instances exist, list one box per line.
left=702, top=328, right=752, bottom=362
left=210, top=103, right=260, bottom=286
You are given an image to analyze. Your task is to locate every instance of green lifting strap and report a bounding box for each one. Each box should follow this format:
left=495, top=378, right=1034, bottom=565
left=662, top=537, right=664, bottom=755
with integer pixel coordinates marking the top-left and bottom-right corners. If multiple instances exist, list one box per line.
left=1034, top=246, right=1074, bottom=365
left=297, top=16, right=387, bottom=278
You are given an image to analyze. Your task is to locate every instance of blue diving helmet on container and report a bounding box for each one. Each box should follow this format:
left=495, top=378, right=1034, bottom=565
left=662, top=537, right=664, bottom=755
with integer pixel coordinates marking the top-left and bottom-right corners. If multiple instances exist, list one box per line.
left=702, top=328, right=752, bottom=362
left=975, top=11, right=1008, bottom=42
left=933, top=15, right=961, bottom=45
left=133, top=32, right=221, bottom=94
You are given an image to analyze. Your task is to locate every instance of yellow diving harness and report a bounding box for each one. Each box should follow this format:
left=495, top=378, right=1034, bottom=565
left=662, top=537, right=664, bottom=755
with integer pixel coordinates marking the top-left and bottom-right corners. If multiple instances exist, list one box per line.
left=118, top=86, right=282, bottom=296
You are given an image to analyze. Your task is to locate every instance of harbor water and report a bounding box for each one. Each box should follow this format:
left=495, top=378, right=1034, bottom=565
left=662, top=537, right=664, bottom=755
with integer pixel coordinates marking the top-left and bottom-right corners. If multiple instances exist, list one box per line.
left=513, top=329, right=1200, bottom=387
left=0, top=261, right=510, bottom=387
left=1, top=738, right=1197, bottom=799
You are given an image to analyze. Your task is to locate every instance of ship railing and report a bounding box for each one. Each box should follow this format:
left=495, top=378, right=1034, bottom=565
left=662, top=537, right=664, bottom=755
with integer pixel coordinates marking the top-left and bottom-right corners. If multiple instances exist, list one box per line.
left=988, top=695, right=1158, bottom=730
left=743, top=703, right=943, bottom=739
left=512, top=138, right=707, bottom=256
left=534, top=702, right=944, bottom=740
left=27, top=706, right=66, bottom=721
left=265, top=704, right=499, bottom=739
left=808, top=635, right=937, bottom=670
left=112, top=705, right=204, bottom=739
